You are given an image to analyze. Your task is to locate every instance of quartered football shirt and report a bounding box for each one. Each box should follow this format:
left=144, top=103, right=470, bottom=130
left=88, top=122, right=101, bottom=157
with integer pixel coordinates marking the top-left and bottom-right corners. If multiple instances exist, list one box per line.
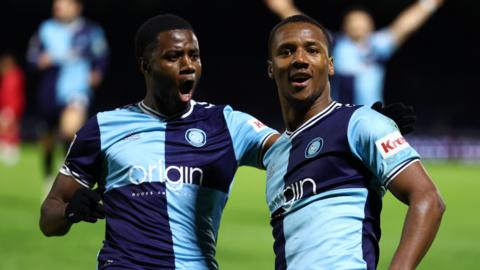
left=263, top=101, right=419, bottom=270
left=60, top=100, right=277, bottom=269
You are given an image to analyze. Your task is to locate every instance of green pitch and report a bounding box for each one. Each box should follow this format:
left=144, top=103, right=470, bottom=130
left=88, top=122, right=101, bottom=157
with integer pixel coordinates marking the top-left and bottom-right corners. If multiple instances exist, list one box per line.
left=0, top=145, right=479, bottom=269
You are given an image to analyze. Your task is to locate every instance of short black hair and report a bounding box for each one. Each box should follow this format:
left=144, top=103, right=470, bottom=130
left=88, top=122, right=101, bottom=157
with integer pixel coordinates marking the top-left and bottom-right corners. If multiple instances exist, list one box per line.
left=268, top=14, right=331, bottom=59
left=134, top=14, right=194, bottom=62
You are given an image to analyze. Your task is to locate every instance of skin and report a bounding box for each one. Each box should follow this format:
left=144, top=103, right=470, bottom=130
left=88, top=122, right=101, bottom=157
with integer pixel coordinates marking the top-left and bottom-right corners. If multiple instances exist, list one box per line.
left=268, top=21, right=445, bottom=270
left=36, top=0, right=104, bottom=180
left=265, top=0, right=445, bottom=46
left=141, top=30, right=202, bottom=117
left=53, top=0, right=82, bottom=23
left=268, top=22, right=334, bottom=131
left=39, top=0, right=102, bottom=87
left=37, top=0, right=83, bottom=69
left=40, top=29, right=203, bottom=236
left=40, top=27, right=278, bottom=236
left=342, top=10, right=374, bottom=43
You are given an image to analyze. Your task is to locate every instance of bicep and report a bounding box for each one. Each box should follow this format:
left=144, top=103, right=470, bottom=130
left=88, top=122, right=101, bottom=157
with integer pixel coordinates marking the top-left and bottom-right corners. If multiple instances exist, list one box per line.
left=388, top=161, right=439, bottom=205
left=47, top=174, right=85, bottom=204
left=260, top=133, right=280, bottom=166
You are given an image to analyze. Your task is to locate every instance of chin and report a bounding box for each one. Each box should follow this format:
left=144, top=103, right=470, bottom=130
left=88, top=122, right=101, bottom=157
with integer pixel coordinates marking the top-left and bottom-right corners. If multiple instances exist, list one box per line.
left=287, top=88, right=323, bottom=106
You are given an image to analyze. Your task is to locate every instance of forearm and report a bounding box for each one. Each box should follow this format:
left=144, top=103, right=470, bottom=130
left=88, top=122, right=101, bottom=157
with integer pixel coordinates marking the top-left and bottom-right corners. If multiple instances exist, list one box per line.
left=389, top=191, right=445, bottom=269
left=39, top=198, right=72, bottom=236
left=390, top=0, right=443, bottom=45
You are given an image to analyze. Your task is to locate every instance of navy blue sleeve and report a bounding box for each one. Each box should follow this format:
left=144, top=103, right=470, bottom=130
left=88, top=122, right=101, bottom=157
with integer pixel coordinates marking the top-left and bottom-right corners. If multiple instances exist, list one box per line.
left=89, top=24, right=109, bottom=76
left=60, top=115, right=102, bottom=188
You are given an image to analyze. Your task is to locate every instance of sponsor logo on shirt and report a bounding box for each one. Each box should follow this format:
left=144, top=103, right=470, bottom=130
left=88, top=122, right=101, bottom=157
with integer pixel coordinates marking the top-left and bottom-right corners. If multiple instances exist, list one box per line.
left=375, top=131, right=409, bottom=159
left=269, top=178, right=317, bottom=213
left=248, top=118, right=267, bottom=132
left=185, top=128, right=207, bottom=147
left=128, top=161, right=204, bottom=191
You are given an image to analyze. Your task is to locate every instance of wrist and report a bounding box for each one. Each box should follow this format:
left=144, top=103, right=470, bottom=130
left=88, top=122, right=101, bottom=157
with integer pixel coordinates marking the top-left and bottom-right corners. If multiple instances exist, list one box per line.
left=389, top=263, right=415, bottom=270
left=389, top=255, right=416, bottom=270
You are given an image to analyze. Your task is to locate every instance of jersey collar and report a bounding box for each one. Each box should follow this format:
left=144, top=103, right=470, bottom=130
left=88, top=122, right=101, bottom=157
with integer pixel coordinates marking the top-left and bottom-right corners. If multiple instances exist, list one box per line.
left=138, top=100, right=196, bottom=120
left=285, top=101, right=341, bottom=139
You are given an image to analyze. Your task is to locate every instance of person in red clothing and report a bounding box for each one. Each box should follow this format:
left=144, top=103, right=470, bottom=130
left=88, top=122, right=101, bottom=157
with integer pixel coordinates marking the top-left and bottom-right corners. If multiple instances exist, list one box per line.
left=0, top=53, right=25, bottom=165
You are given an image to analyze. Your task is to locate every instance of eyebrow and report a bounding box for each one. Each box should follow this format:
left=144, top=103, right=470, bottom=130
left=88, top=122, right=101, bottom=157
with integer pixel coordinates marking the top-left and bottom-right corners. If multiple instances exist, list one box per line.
left=275, top=40, right=326, bottom=51
left=164, top=46, right=199, bottom=52
left=304, top=40, right=329, bottom=52
left=304, top=40, right=321, bottom=46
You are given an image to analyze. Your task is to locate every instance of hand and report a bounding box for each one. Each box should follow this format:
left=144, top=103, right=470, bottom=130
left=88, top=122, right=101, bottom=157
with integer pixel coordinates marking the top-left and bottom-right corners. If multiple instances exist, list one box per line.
left=37, top=53, right=52, bottom=70
left=264, top=0, right=301, bottom=19
left=64, top=188, right=106, bottom=223
left=371, top=101, right=416, bottom=135
left=89, top=69, right=103, bottom=88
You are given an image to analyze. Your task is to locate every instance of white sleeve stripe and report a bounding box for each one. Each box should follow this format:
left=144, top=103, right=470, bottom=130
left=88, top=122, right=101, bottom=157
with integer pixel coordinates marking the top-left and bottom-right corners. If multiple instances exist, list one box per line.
left=258, top=131, right=280, bottom=168
left=384, top=158, right=420, bottom=187
left=59, top=165, right=92, bottom=188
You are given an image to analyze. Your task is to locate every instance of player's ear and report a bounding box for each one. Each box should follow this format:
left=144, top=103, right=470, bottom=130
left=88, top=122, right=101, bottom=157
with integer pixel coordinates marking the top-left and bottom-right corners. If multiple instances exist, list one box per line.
left=267, top=60, right=273, bottom=79
left=140, top=58, right=151, bottom=75
left=328, top=56, right=334, bottom=76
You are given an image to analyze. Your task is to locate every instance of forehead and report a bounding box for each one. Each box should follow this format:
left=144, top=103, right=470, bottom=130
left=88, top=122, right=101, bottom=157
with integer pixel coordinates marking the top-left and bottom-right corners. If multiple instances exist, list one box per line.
left=55, top=0, right=79, bottom=6
left=273, top=22, right=327, bottom=48
left=156, top=30, right=199, bottom=50
left=345, top=10, right=372, bottom=22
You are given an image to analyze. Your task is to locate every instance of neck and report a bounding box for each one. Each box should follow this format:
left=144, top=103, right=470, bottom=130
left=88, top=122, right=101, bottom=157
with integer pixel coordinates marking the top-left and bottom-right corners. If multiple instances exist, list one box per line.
left=281, top=93, right=332, bottom=132
left=349, top=34, right=369, bottom=45
left=143, top=90, right=190, bottom=119
left=56, top=16, right=80, bottom=24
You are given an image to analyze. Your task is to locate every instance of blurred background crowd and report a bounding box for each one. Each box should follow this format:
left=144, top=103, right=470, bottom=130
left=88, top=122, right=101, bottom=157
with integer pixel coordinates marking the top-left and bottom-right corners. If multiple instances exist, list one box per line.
left=0, top=0, right=479, bottom=167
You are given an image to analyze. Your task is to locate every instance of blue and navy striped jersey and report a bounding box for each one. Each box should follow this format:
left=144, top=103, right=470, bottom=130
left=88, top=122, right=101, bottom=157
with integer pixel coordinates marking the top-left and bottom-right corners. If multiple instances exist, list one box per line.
left=331, top=30, right=395, bottom=105
left=263, top=102, right=419, bottom=270
left=60, top=100, right=277, bottom=269
left=27, top=17, right=109, bottom=108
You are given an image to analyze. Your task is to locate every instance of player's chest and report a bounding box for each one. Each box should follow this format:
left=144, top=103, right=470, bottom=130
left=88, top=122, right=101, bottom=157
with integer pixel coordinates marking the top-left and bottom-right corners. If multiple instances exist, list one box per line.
left=103, top=124, right=237, bottom=189
left=108, top=122, right=236, bottom=161
left=267, top=128, right=356, bottom=203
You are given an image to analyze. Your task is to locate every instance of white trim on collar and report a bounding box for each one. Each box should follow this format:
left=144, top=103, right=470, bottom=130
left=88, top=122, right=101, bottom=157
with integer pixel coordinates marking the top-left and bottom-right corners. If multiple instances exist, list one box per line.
left=138, top=100, right=196, bottom=120
left=285, top=101, right=341, bottom=139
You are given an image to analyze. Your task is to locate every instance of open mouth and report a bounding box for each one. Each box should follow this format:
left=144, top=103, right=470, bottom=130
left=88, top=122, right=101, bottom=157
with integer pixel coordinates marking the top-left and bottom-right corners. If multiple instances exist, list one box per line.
left=289, top=72, right=311, bottom=88
left=178, top=79, right=195, bottom=102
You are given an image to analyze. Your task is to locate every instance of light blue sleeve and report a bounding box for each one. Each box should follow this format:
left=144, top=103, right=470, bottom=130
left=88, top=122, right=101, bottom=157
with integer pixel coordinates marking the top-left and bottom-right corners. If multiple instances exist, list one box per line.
left=370, top=29, right=396, bottom=61
left=223, top=106, right=278, bottom=168
left=347, top=106, right=420, bottom=188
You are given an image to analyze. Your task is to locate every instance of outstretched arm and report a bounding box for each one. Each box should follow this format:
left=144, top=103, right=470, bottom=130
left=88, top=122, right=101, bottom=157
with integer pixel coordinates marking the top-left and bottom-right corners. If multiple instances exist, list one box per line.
left=264, top=0, right=302, bottom=19
left=389, top=0, right=444, bottom=46
left=387, top=161, right=445, bottom=270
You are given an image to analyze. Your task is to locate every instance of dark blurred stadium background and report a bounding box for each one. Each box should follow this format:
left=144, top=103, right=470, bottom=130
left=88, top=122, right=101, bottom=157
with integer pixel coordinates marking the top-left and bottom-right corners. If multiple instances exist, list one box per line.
left=1, top=1, right=480, bottom=269
left=1, top=0, right=479, bottom=159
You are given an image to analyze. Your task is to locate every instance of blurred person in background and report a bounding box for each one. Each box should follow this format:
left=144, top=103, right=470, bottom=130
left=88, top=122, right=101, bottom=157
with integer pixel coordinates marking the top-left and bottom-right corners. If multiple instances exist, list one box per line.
left=26, top=0, right=109, bottom=193
left=265, top=0, right=444, bottom=106
left=0, top=53, right=25, bottom=166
